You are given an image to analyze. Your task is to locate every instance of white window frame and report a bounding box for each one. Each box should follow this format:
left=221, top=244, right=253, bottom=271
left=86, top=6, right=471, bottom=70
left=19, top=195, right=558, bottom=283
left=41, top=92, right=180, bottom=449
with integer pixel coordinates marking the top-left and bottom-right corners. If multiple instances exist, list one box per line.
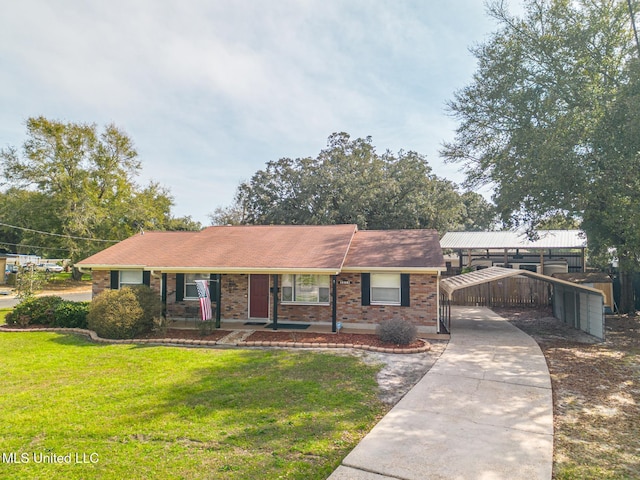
left=281, top=274, right=330, bottom=304
left=370, top=273, right=401, bottom=305
left=119, top=270, right=143, bottom=289
left=185, top=273, right=210, bottom=299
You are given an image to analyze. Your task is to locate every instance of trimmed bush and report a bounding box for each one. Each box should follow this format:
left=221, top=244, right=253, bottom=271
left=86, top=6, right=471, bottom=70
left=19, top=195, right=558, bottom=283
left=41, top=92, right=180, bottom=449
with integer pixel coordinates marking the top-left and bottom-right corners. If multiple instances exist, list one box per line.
left=53, top=301, right=90, bottom=328
left=132, top=285, right=163, bottom=325
left=5, top=296, right=64, bottom=326
left=4, top=311, right=16, bottom=326
left=87, top=286, right=161, bottom=339
left=376, top=318, right=418, bottom=345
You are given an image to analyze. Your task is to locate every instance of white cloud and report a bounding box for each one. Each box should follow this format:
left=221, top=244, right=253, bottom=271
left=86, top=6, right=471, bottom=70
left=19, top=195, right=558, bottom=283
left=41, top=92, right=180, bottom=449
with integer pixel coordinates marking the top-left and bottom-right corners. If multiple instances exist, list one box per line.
left=0, top=0, right=525, bottom=225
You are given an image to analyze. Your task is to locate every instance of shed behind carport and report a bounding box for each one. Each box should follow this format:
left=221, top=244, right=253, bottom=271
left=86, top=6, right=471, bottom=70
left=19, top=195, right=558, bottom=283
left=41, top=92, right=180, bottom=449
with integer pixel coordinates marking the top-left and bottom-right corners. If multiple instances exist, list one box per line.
left=440, top=267, right=605, bottom=340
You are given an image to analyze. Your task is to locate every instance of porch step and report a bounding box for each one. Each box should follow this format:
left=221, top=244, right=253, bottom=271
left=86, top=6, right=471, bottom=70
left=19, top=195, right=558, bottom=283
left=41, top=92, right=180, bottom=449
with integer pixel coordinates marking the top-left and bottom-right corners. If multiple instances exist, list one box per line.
left=218, top=330, right=255, bottom=345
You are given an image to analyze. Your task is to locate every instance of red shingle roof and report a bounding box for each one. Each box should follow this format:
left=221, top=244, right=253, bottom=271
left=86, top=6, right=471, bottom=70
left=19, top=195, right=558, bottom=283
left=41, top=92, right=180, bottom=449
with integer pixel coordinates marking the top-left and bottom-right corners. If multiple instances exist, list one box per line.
left=343, top=229, right=444, bottom=270
left=78, top=225, right=357, bottom=273
left=77, top=225, right=445, bottom=272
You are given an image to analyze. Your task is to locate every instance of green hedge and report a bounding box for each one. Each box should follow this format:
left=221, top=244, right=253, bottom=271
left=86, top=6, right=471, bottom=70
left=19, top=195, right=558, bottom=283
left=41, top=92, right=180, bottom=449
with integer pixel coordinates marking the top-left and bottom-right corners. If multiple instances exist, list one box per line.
left=6, top=296, right=63, bottom=326
left=5, top=296, right=89, bottom=328
left=53, top=301, right=90, bottom=328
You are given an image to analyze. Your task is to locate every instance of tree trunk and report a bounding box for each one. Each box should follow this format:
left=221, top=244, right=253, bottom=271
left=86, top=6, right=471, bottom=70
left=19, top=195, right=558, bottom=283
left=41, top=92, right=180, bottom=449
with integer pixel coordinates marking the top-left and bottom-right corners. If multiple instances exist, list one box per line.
left=71, top=266, right=84, bottom=282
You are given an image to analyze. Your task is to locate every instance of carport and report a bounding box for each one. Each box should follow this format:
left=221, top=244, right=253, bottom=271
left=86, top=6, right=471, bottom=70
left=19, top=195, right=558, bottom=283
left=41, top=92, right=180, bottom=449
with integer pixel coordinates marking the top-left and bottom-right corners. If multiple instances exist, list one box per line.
left=440, top=267, right=605, bottom=340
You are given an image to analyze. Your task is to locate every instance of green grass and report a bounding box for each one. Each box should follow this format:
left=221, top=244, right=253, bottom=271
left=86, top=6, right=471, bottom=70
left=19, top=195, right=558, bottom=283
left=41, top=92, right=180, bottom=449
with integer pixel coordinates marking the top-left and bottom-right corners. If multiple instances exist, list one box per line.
left=43, top=272, right=92, bottom=286
left=0, top=308, right=10, bottom=324
left=0, top=333, right=385, bottom=479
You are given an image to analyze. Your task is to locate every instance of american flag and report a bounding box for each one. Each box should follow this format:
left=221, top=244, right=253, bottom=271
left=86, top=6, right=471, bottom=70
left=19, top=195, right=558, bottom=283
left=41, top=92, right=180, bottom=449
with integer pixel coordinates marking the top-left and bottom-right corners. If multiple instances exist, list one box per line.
left=194, top=280, right=212, bottom=321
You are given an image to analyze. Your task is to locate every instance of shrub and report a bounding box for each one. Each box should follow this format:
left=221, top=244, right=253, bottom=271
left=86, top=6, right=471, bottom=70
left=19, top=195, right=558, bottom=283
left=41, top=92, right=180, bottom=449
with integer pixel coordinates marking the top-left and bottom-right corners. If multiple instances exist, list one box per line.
left=131, top=285, right=163, bottom=327
left=87, top=287, right=161, bottom=339
left=376, top=318, right=418, bottom=345
left=6, top=296, right=64, bottom=326
left=53, top=301, right=90, bottom=328
left=4, top=311, right=16, bottom=326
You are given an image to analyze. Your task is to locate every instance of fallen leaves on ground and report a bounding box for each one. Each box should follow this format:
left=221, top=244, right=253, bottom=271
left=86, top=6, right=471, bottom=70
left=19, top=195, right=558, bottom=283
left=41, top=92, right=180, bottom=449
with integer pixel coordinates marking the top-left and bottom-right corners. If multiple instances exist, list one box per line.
left=495, top=307, right=640, bottom=480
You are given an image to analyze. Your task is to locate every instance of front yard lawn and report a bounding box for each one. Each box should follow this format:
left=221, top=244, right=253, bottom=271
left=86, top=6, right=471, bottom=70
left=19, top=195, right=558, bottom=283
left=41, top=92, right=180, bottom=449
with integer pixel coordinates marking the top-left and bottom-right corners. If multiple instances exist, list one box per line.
left=0, top=333, right=386, bottom=479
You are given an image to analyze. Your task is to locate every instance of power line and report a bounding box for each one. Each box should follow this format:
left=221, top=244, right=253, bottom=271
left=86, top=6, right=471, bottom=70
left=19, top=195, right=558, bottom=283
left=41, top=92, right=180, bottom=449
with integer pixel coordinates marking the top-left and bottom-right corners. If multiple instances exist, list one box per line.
left=0, top=222, right=119, bottom=243
left=0, top=241, right=72, bottom=252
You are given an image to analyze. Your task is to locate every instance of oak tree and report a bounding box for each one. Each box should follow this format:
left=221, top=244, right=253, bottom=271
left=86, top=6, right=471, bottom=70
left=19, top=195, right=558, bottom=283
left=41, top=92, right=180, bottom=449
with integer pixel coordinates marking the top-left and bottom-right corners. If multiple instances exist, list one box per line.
left=0, top=117, right=200, bottom=267
left=212, top=133, right=495, bottom=233
left=442, top=0, right=639, bottom=311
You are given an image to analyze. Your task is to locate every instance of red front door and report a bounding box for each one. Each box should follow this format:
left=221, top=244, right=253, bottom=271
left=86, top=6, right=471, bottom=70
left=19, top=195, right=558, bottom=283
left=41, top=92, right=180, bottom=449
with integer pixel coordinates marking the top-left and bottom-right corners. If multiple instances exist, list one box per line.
left=249, top=274, right=270, bottom=318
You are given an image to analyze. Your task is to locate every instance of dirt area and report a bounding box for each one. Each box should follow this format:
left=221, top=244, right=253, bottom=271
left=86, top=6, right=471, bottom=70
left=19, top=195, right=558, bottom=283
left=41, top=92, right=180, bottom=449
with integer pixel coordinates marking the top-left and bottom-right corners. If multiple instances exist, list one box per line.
left=349, top=340, right=448, bottom=405
left=244, top=330, right=426, bottom=350
left=41, top=281, right=92, bottom=292
left=494, top=307, right=640, bottom=479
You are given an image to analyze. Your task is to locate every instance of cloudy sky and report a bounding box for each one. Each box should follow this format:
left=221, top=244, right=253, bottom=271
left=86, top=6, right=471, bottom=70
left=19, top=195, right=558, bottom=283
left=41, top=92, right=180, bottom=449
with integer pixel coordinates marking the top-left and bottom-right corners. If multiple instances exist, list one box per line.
left=1, top=0, right=524, bottom=226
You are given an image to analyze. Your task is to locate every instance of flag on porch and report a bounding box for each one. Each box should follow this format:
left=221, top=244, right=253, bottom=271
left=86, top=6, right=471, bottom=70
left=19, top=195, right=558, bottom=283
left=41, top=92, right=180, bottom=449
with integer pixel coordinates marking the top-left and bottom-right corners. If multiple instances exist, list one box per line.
left=194, top=280, right=212, bottom=321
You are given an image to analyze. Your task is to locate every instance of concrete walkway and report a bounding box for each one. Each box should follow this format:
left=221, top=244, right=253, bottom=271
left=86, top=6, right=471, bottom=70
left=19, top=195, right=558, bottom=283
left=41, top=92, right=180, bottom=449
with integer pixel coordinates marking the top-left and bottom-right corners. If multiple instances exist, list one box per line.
left=329, top=306, right=553, bottom=480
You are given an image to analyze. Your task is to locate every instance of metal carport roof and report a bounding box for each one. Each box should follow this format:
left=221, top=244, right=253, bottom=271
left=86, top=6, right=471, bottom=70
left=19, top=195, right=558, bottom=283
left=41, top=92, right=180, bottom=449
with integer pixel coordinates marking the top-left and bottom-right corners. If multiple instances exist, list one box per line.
left=440, top=267, right=602, bottom=299
left=440, top=230, right=587, bottom=250
left=440, top=267, right=605, bottom=339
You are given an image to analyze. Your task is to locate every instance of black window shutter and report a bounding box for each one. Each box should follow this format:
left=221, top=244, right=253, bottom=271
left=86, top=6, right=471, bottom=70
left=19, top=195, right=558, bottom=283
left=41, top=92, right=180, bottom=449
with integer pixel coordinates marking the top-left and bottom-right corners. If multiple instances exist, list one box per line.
left=361, top=273, right=371, bottom=306
left=143, top=271, right=151, bottom=287
left=401, top=273, right=410, bottom=307
left=110, top=271, right=119, bottom=290
left=176, top=274, right=185, bottom=302
left=161, top=273, right=167, bottom=303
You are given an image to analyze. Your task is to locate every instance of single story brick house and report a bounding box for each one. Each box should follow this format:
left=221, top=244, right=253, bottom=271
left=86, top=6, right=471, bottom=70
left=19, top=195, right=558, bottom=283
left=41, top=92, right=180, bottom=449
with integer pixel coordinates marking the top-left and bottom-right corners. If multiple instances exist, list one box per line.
left=77, top=225, right=446, bottom=332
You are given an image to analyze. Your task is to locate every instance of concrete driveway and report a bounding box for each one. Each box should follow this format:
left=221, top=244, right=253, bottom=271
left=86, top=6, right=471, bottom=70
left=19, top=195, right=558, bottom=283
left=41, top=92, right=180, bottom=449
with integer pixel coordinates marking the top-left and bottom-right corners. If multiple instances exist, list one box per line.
left=329, top=306, right=553, bottom=480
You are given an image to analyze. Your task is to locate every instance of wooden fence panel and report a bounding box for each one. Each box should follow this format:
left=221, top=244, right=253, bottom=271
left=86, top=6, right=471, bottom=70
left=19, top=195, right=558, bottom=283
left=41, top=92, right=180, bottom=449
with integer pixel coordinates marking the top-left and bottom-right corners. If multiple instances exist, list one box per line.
left=451, top=276, right=550, bottom=307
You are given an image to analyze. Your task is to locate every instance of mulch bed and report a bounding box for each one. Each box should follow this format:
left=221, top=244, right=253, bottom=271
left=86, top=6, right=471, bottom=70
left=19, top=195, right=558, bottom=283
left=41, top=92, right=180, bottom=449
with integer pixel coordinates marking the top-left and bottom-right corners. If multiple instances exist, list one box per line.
left=142, top=328, right=427, bottom=350
left=243, top=330, right=426, bottom=349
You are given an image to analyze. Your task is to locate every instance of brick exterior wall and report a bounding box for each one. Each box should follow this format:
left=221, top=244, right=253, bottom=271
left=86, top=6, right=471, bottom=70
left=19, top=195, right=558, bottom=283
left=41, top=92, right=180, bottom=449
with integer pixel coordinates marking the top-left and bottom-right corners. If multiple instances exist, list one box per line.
left=165, top=273, right=192, bottom=319
left=278, top=302, right=332, bottom=323
left=334, top=273, right=438, bottom=327
left=221, top=274, right=249, bottom=319
left=90, top=270, right=439, bottom=327
left=91, top=270, right=111, bottom=297
left=164, top=273, right=250, bottom=319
